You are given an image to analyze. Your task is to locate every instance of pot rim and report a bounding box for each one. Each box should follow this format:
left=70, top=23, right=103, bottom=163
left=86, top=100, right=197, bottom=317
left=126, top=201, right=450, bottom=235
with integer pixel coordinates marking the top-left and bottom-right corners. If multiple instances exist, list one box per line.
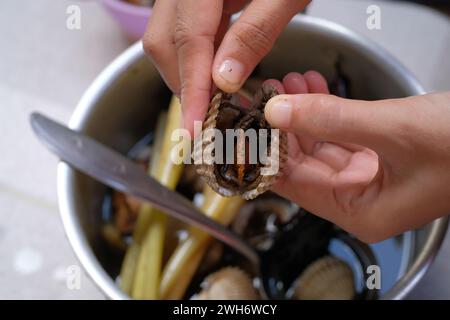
left=57, top=14, right=448, bottom=300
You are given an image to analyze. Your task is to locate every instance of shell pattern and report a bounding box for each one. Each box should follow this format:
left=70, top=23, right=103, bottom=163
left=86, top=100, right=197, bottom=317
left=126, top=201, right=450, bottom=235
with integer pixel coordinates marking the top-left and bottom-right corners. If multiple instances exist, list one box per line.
left=293, top=256, right=355, bottom=300
left=193, top=267, right=259, bottom=300
left=195, top=85, right=288, bottom=200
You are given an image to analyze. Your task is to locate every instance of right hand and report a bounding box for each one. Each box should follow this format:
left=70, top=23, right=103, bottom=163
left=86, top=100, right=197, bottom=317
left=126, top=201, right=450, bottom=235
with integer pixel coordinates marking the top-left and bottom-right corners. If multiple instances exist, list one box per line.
left=143, top=0, right=310, bottom=135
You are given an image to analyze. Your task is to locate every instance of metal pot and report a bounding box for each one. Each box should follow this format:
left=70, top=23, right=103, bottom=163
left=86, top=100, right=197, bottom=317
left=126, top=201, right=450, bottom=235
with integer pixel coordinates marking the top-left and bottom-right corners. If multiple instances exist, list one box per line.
left=57, top=15, right=448, bottom=300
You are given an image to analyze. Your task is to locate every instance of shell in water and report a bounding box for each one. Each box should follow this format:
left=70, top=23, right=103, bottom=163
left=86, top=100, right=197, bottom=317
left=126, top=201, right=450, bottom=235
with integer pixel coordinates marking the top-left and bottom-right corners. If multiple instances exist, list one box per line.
left=194, top=84, right=288, bottom=200
left=293, top=256, right=355, bottom=300
left=194, top=267, right=259, bottom=300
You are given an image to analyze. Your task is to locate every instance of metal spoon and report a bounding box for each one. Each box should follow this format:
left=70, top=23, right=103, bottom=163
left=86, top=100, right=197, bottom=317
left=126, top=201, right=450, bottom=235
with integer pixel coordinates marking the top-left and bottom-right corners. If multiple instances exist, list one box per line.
left=30, top=112, right=377, bottom=299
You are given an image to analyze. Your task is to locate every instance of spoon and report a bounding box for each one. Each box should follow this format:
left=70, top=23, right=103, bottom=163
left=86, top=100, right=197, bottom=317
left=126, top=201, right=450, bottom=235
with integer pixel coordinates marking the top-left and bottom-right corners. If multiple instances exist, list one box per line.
left=30, top=112, right=377, bottom=299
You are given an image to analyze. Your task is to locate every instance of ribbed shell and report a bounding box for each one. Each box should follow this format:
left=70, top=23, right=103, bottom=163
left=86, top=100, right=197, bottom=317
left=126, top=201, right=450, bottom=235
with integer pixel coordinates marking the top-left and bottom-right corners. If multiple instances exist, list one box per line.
left=194, top=267, right=259, bottom=300
left=195, top=91, right=288, bottom=200
left=293, top=256, right=355, bottom=300
left=194, top=93, right=237, bottom=197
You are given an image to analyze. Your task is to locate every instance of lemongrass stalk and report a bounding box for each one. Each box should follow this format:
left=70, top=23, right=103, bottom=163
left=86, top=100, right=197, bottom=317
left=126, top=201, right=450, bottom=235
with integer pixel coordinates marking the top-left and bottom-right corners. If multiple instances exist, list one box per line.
left=132, top=211, right=166, bottom=299
left=119, top=242, right=140, bottom=294
left=133, top=111, right=167, bottom=243
left=132, top=96, right=186, bottom=299
left=160, top=230, right=210, bottom=299
left=160, top=189, right=243, bottom=299
left=163, top=241, right=208, bottom=300
left=118, top=111, right=167, bottom=294
left=154, top=96, right=185, bottom=187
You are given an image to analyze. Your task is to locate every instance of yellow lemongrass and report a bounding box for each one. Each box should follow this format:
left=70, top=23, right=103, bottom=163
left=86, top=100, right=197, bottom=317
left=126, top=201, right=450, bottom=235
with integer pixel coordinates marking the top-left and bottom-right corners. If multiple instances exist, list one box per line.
left=132, top=210, right=166, bottom=299
left=163, top=241, right=208, bottom=300
left=118, top=111, right=167, bottom=294
left=132, top=96, right=186, bottom=299
left=160, top=188, right=243, bottom=299
left=119, top=242, right=140, bottom=294
left=133, top=111, right=167, bottom=243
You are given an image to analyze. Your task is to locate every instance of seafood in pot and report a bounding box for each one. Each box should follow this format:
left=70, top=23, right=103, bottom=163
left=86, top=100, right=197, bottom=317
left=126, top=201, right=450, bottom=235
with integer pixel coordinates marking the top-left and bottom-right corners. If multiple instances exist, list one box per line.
left=292, top=256, right=355, bottom=300
left=193, top=267, right=259, bottom=300
left=100, top=85, right=376, bottom=300
left=195, top=84, right=288, bottom=200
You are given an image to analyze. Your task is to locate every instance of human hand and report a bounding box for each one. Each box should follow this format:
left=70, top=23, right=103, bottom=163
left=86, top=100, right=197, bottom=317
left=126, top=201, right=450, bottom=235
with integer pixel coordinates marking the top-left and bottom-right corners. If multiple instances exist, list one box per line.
left=143, top=0, right=310, bottom=135
left=266, top=73, right=450, bottom=243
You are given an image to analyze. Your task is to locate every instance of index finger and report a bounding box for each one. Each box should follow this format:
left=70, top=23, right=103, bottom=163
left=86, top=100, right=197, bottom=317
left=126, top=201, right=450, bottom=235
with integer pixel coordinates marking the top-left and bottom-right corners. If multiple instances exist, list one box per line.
left=175, top=0, right=223, bottom=136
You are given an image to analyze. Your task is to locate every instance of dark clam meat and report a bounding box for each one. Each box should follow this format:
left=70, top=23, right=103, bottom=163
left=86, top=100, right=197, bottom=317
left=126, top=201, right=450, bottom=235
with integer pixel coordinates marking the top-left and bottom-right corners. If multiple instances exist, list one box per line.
left=195, top=84, right=288, bottom=200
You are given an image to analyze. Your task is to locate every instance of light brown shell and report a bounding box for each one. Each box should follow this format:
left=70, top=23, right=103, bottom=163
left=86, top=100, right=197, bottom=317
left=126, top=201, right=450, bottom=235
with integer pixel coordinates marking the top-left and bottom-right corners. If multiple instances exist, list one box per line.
left=195, top=90, right=288, bottom=200
left=194, top=93, right=234, bottom=197
left=293, top=256, right=355, bottom=300
left=193, top=267, right=259, bottom=300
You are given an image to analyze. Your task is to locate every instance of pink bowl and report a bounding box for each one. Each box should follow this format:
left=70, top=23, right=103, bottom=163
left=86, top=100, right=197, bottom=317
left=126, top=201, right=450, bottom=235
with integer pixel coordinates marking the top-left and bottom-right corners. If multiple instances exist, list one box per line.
left=101, top=0, right=152, bottom=41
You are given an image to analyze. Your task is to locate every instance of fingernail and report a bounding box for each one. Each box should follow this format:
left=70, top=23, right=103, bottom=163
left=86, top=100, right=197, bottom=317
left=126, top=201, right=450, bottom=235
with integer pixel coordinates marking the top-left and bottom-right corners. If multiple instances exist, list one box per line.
left=217, top=58, right=245, bottom=87
left=265, top=97, right=292, bottom=128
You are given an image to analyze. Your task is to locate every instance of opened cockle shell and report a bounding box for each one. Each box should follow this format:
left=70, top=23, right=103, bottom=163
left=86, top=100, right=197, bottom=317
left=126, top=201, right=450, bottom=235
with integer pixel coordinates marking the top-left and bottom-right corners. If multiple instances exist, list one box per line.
left=293, top=256, right=355, bottom=300
left=195, top=84, right=288, bottom=200
left=193, top=267, right=259, bottom=300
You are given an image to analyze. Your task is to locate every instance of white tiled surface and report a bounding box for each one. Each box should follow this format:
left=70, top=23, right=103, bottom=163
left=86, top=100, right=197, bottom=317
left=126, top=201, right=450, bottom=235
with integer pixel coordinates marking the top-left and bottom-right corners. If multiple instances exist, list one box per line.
left=0, top=0, right=449, bottom=299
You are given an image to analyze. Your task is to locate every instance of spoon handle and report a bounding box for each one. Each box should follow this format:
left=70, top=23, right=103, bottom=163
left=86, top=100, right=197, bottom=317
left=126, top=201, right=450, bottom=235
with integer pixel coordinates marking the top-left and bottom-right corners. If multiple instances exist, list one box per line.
left=30, top=112, right=260, bottom=266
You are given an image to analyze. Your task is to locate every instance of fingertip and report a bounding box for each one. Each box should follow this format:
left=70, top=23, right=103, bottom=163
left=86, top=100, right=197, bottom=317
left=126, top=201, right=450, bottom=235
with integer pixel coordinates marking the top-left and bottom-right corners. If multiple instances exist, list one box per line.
left=212, top=58, right=246, bottom=93
left=182, top=114, right=194, bottom=138
left=304, top=70, right=330, bottom=94
left=263, top=79, right=285, bottom=94
left=264, top=94, right=292, bottom=128
left=282, top=72, right=308, bottom=94
left=182, top=108, right=205, bottom=139
left=180, top=92, right=209, bottom=138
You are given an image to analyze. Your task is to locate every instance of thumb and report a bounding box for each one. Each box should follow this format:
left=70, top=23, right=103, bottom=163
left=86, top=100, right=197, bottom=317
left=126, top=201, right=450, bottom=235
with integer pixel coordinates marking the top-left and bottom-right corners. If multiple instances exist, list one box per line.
left=212, top=0, right=310, bottom=93
left=265, top=93, right=411, bottom=152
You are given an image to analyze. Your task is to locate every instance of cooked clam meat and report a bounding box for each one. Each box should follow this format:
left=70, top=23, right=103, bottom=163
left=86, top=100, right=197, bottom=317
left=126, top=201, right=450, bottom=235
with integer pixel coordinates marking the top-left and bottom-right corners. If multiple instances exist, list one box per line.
left=195, top=84, right=288, bottom=200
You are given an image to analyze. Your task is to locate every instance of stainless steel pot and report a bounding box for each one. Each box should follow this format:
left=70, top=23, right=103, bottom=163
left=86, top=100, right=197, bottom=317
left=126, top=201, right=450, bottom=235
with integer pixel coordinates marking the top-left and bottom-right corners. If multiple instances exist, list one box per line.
left=57, top=15, right=448, bottom=300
